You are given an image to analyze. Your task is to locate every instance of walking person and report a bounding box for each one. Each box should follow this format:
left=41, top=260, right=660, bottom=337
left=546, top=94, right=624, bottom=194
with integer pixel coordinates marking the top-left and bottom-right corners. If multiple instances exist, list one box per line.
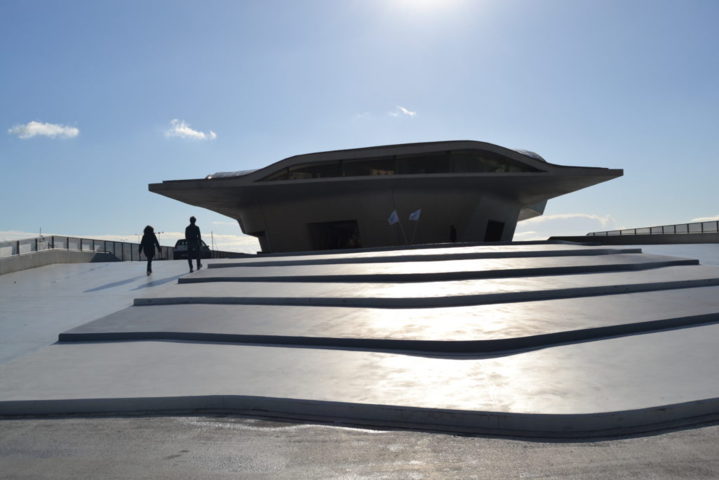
left=139, top=225, right=162, bottom=275
left=185, top=216, right=202, bottom=272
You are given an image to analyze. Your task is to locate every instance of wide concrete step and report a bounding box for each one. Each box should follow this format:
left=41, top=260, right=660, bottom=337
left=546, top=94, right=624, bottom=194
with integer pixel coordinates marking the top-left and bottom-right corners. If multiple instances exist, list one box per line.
left=230, top=241, right=619, bottom=263
left=208, top=247, right=643, bottom=269
left=6, top=323, right=719, bottom=437
left=62, top=286, right=719, bottom=353
left=182, top=254, right=695, bottom=283
left=135, top=265, right=719, bottom=308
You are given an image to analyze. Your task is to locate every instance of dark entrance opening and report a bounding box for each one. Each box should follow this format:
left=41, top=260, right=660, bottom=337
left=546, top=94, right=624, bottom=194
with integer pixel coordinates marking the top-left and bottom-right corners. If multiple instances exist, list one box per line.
left=484, top=220, right=505, bottom=242
left=308, top=220, right=361, bottom=250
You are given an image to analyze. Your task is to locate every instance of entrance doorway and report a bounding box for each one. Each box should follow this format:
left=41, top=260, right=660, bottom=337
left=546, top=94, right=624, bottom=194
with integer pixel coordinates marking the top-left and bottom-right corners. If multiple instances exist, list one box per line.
left=307, top=220, right=361, bottom=250
left=484, top=220, right=505, bottom=242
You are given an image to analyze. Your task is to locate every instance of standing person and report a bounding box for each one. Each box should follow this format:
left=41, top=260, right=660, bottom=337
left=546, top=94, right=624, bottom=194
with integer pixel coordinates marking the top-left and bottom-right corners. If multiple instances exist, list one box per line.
left=185, top=216, right=202, bottom=272
left=139, top=225, right=162, bottom=275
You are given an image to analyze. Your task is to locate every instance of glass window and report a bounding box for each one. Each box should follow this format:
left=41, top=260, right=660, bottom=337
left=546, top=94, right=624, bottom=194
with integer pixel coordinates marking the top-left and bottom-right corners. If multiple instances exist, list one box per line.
left=259, top=149, right=541, bottom=181
left=262, top=168, right=289, bottom=181
left=451, top=150, right=541, bottom=173
left=343, top=157, right=396, bottom=177
left=288, top=162, right=341, bottom=180
left=397, top=152, right=451, bottom=174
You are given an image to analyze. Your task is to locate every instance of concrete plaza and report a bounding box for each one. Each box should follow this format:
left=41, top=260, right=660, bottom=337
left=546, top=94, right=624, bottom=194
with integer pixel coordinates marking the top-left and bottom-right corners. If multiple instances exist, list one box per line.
left=1, top=242, right=719, bottom=438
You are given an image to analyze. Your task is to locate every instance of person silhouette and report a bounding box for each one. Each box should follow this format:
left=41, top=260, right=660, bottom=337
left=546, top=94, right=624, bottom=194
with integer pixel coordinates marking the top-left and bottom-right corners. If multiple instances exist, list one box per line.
left=139, top=225, right=161, bottom=275
left=185, top=216, right=202, bottom=272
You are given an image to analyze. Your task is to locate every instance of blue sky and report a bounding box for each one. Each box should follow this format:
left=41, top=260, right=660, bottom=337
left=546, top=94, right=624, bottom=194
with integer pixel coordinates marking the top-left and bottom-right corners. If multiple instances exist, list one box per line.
left=2, top=0, right=718, bottom=250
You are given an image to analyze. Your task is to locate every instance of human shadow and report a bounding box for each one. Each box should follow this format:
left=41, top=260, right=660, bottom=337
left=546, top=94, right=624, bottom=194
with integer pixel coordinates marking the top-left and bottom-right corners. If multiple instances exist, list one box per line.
left=84, top=276, right=146, bottom=293
left=132, top=273, right=185, bottom=290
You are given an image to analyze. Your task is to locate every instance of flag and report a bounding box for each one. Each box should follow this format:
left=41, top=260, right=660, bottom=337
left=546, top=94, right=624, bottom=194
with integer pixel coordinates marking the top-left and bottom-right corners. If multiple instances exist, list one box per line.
left=387, top=209, right=399, bottom=225
left=408, top=208, right=422, bottom=222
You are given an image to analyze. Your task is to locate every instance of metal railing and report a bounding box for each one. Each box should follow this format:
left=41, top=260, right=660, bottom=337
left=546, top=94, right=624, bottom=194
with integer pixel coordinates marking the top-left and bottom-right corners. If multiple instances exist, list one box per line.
left=0, top=235, right=173, bottom=261
left=588, top=221, right=719, bottom=237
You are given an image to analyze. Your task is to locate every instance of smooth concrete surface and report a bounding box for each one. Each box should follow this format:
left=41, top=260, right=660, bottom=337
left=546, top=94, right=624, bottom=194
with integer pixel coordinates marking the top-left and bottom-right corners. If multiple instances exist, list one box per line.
left=639, top=244, right=719, bottom=266
left=221, top=242, right=632, bottom=264
left=62, top=286, right=719, bottom=352
left=0, top=249, right=117, bottom=275
left=209, top=246, right=643, bottom=268
left=0, top=260, right=191, bottom=364
left=3, top=242, right=719, bottom=437
left=133, top=264, right=719, bottom=308
left=3, top=324, right=719, bottom=436
left=181, top=253, right=696, bottom=283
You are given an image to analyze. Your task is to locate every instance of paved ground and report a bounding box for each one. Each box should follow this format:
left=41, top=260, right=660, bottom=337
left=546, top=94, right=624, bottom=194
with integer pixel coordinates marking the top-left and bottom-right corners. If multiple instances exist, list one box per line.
left=0, top=260, right=191, bottom=364
left=65, top=286, right=719, bottom=344
left=639, top=244, right=719, bottom=266
left=2, top=242, right=719, bottom=438
left=2, top=416, right=719, bottom=479
left=3, top=242, right=719, bottom=477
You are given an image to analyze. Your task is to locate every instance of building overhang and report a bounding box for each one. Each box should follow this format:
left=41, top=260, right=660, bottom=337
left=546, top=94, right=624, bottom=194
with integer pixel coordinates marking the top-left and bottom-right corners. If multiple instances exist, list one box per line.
left=150, top=140, right=622, bottom=220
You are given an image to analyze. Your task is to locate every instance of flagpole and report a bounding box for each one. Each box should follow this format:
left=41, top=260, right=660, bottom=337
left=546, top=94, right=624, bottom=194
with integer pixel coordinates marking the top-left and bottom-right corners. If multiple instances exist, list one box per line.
left=407, top=209, right=422, bottom=244
left=388, top=209, right=408, bottom=244
left=398, top=220, right=408, bottom=244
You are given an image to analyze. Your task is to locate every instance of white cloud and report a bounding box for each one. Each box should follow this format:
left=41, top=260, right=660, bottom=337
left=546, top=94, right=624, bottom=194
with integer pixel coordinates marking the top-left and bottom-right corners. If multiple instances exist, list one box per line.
left=165, top=119, right=217, bottom=140
left=388, top=105, right=417, bottom=117
left=691, top=215, right=719, bottom=222
left=8, top=121, right=79, bottom=139
left=512, top=230, right=540, bottom=241
left=0, top=230, right=42, bottom=242
left=514, top=213, right=617, bottom=240
left=519, top=213, right=616, bottom=227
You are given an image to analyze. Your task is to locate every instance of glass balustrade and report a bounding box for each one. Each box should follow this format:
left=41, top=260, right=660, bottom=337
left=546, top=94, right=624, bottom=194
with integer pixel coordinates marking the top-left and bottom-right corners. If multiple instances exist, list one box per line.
left=588, top=221, right=719, bottom=237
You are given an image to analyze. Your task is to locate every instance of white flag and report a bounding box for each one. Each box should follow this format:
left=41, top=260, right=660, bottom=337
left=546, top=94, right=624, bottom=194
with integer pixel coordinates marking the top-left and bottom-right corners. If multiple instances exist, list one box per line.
left=408, top=208, right=422, bottom=222
left=387, top=209, right=399, bottom=225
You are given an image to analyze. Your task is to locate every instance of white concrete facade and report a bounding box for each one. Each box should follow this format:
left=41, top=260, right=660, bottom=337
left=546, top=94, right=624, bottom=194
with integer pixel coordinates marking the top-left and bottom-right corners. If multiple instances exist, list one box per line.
left=150, top=140, right=622, bottom=253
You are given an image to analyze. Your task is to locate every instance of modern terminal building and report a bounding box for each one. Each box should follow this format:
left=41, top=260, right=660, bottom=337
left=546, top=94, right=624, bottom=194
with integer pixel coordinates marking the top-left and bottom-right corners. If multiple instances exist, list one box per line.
left=150, top=140, right=622, bottom=253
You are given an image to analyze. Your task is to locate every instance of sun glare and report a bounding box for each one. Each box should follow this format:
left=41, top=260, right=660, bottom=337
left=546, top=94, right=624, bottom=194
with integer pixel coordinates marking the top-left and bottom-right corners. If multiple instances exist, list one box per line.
left=395, top=0, right=463, bottom=11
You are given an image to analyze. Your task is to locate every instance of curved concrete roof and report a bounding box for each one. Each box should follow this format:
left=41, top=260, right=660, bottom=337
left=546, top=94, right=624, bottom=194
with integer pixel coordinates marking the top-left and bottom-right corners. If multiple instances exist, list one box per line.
left=206, top=140, right=557, bottom=181
left=150, top=140, right=622, bottom=222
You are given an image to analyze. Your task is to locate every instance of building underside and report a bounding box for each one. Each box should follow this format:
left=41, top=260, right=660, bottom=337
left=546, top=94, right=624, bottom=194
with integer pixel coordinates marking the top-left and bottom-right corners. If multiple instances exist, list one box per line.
left=149, top=140, right=623, bottom=253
